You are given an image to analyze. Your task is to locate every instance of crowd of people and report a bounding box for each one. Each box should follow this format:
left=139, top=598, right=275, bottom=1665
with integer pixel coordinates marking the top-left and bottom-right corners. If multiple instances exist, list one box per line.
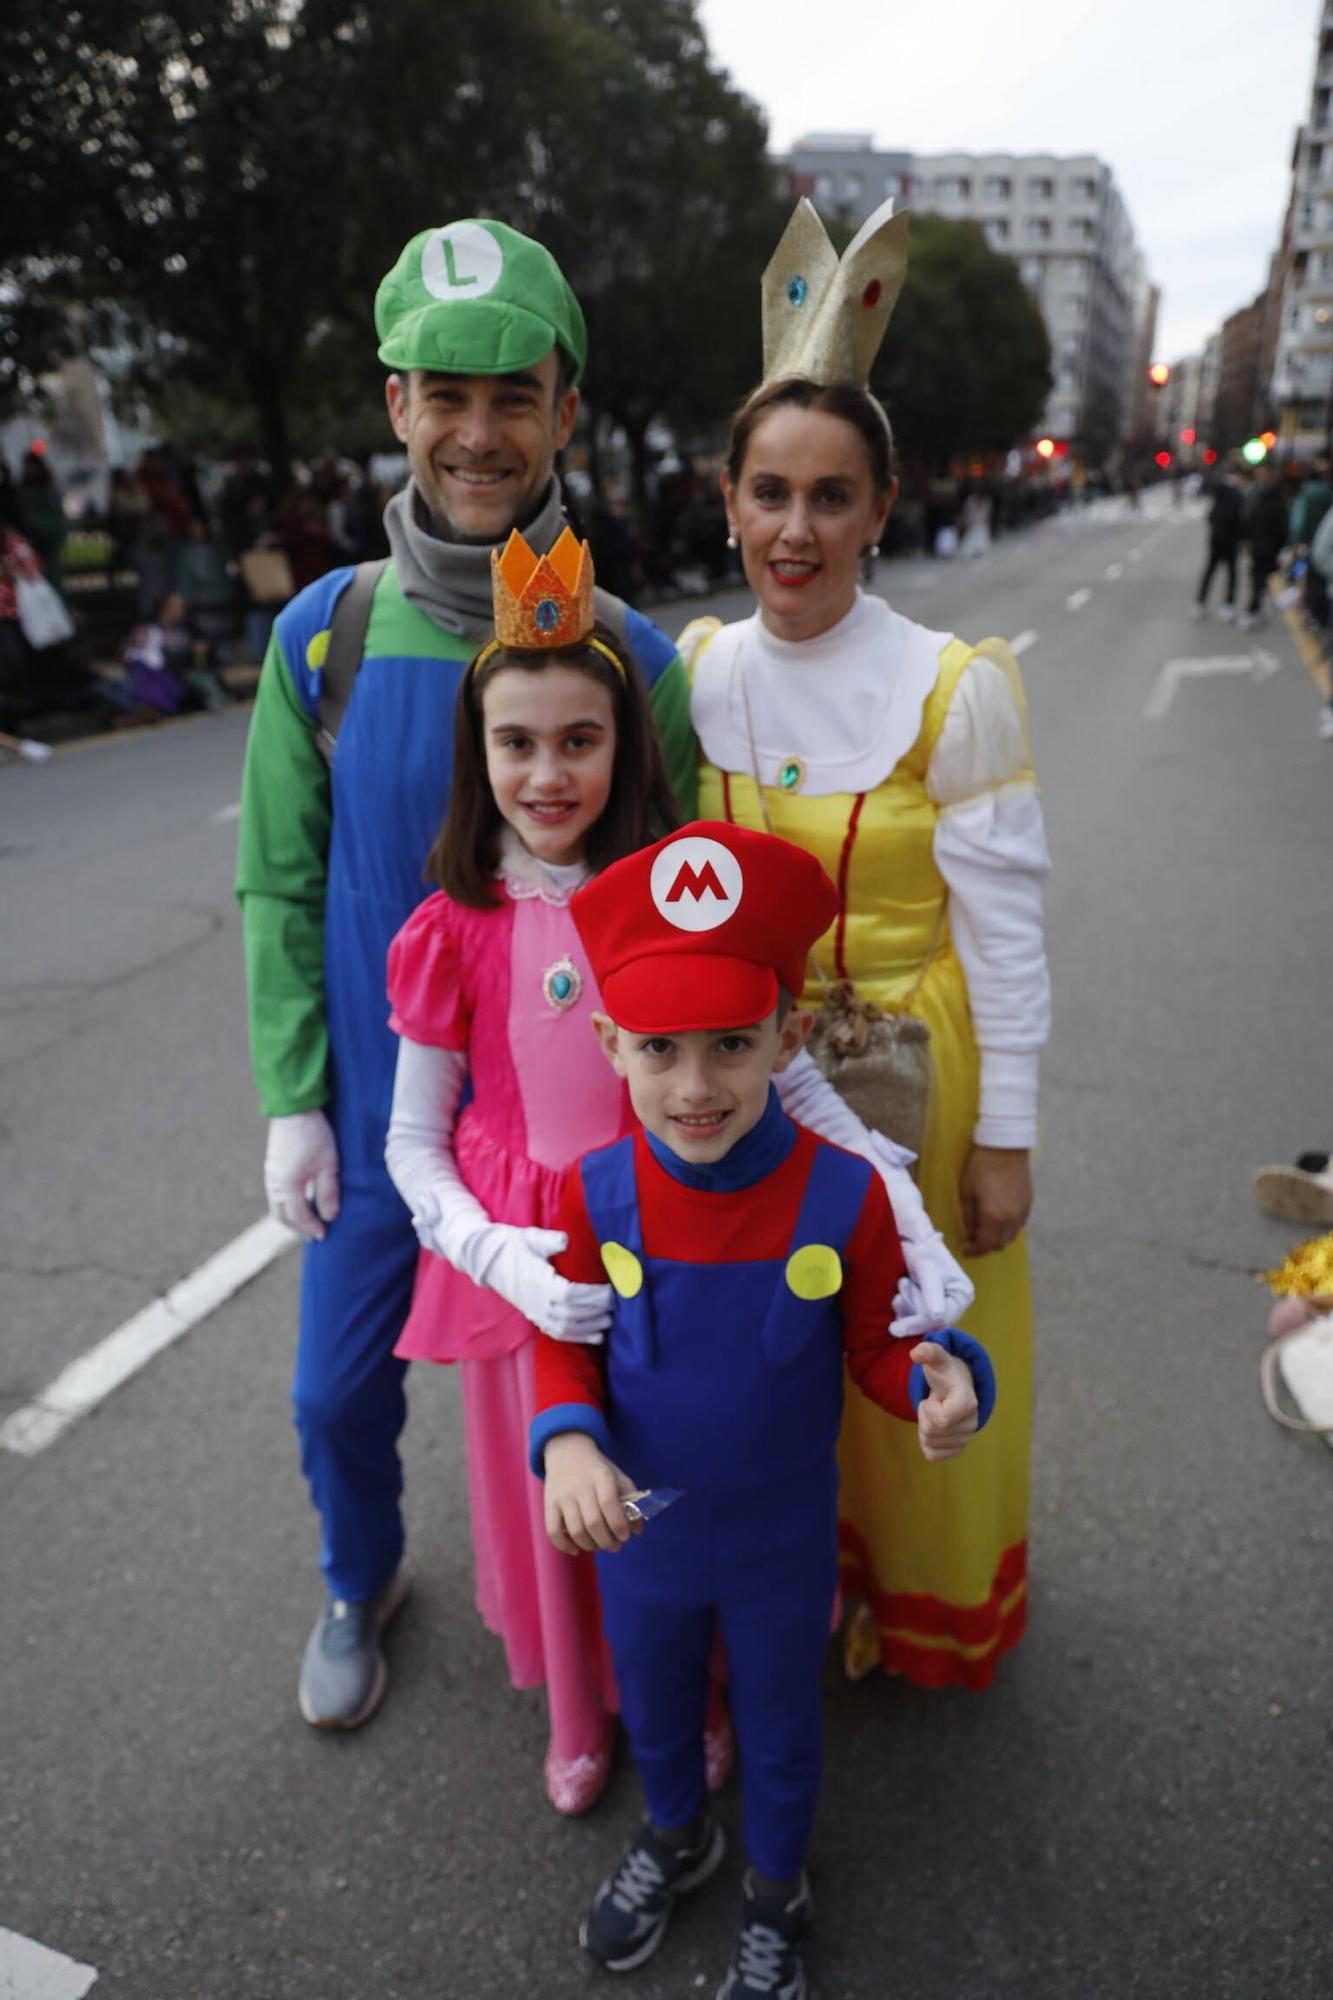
left=1194, top=454, right=1333, bottom=739
left=234, top=205, right=1049, bottom=2000
left=0, top=441, right=399, bottom=738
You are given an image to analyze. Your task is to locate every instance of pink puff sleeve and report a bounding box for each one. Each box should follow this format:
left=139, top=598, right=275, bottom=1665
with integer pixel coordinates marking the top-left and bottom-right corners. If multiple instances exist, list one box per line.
left=386, top=893, right=472, bottom=1050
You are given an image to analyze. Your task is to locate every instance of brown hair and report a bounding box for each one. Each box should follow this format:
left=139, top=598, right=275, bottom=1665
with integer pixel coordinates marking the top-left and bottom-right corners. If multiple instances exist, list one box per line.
left=426, top=627, right=680, bottom=906
left=726, top=377, right=896, bottom=495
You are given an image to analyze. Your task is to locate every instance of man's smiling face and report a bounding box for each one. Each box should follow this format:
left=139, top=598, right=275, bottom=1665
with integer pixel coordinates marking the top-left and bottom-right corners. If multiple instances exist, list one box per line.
left=385, top=350, right=578, bottom=541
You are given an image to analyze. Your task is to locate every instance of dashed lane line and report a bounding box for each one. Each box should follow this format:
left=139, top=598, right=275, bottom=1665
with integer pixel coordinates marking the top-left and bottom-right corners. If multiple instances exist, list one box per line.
left=210, top=800, right=241, bottom=823
left=1009, top=631, right=1038, bottom=656
left=1065, top=588, right=1092, bottom=611
left=0, top=1218, right=295, bottom=1458
left=0, top=1926, right=97, bottom=1997
left=1104, top=563, right=1124, bottom=580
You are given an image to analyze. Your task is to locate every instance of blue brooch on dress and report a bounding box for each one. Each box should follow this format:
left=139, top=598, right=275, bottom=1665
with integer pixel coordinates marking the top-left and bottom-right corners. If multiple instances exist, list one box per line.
left=542, top=954, right=583, bottom=1013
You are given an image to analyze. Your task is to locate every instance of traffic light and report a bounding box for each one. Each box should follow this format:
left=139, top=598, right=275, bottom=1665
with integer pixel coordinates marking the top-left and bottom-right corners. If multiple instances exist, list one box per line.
left=1154, top=450, right=1172, bottom=469
left=1179, top=428, right=1196, bottom=445
left=1241, top=437, right=1268, bottom=465
left=1259, top=430, right=1277, bottom=451
left=1035, top=437, right=1056, bottom=459
left=1148, top=363, right=1170, bottom=387
left=1202, top=448, right=1218, bottom=465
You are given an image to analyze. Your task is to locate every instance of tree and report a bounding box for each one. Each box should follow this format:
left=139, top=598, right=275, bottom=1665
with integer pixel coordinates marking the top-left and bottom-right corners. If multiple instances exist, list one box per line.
left=1, top=0, right=551, bottom=471
left=872, top=214, right=1052, bottom=474
left=1, top=0, right=781, bottom=504
left=522, top=0, right=783, bottom=511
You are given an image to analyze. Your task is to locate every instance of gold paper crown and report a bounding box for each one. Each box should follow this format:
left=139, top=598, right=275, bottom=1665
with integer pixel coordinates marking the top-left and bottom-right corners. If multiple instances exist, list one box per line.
left=761, top=195, right=909, bottom=390
left=491, top=525, right=594, bottom=650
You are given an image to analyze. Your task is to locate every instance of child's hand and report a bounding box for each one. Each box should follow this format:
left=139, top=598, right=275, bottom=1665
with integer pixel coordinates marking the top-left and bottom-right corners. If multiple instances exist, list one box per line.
left=543, top=1433, right=638, bottom=1555
left=910, top=1341, right=979, bottom=1461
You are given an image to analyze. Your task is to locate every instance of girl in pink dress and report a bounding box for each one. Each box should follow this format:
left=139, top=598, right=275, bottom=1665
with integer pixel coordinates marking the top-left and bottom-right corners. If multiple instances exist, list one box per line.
left=383, top=607, right=683, bottom=1813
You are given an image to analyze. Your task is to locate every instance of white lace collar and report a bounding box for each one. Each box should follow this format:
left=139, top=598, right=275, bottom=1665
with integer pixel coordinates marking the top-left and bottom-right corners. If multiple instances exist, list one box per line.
left=688, top=591, right=953, bottom=797
left=496, top=827, right=590, bottom=907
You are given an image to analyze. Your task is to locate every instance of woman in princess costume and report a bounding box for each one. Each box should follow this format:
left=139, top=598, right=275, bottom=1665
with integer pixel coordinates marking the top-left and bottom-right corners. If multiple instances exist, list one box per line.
left=382, top=527, right=967, bottom=1811
left=678, top=197, right=1052, bottom=1689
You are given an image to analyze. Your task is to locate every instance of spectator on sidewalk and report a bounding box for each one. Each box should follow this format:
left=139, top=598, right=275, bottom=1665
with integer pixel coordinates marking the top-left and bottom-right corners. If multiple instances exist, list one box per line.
left=17, top=450, right=68, bottom=597
left=174, top=515, right=237, bottom=680
left=1193, top=467, right=1245, bottom=620
left=1240, top=462, right=1287, bottom=630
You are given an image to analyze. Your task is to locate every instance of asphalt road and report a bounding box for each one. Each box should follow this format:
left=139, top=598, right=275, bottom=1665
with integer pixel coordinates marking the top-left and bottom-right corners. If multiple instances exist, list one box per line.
left=2, top=494, right=1331, bottom=2000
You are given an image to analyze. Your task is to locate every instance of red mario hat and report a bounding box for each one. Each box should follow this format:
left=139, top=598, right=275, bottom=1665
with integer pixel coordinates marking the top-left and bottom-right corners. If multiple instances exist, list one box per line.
left=571, top=821, right=839, bottom=1034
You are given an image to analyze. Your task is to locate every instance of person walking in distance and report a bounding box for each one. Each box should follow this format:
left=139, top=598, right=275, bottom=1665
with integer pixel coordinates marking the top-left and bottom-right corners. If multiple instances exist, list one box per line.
left=1193, top=465, right=1245, bottom=620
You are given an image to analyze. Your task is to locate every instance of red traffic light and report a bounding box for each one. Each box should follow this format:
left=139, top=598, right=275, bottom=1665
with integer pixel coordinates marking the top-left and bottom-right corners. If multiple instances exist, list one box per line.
left=1202, top=448, right=1218, bottom=465
left=1154, top=450, right=1172, bottom=469
left=1179, top=428, right=1196, bottom=445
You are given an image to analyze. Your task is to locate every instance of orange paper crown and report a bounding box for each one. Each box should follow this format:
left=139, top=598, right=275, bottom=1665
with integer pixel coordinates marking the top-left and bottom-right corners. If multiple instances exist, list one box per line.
left=491, top=525, right=594, bottom=650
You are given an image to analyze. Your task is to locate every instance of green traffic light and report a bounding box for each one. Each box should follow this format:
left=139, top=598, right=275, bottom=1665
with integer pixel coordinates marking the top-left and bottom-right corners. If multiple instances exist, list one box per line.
left=1241, top=437, right=1267, bottom=465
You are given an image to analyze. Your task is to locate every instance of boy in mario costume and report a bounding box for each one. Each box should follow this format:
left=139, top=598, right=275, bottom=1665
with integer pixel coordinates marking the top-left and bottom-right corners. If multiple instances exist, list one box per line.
left=528, top=821, right=996, bottom=1997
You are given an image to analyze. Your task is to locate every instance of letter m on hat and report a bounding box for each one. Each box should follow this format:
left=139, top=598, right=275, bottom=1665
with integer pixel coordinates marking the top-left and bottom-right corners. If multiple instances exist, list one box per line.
left=666, top=857, right=726, bottom=904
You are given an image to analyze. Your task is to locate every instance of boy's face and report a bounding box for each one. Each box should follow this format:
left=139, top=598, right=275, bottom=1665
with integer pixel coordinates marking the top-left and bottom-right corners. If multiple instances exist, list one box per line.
left=592, top=1005, right=811, bottom=1165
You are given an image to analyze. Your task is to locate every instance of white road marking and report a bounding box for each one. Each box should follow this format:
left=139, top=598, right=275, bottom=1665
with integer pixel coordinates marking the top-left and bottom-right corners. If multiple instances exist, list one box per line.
left=1104, top=563, right=1124, bottom=580
left=0, top=1218, right=295, bottom=1458
left=210, top=800, right=240, bottom=823
left=1129, top=548, right=1144, bottom=561
left=0, top=1927, right=97, bottom=1998
left=1143, top=648, right=1280, bottom=721
left=1009, top=630, right=1038, bottom=656
left=1066, top=588, right=1092, bottom=611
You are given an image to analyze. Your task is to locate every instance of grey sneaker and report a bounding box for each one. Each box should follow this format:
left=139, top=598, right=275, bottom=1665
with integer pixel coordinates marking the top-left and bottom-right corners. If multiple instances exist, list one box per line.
left=580, top=1816, right=724, bottom=1971
left=298, top=1563, right=410, bottom=1729
left=716, top=1871, right=813, bottom=1999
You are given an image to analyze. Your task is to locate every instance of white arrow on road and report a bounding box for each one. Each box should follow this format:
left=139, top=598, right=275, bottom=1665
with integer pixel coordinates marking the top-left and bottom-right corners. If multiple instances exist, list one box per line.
left=1143, top=648, right=1280, bottom=722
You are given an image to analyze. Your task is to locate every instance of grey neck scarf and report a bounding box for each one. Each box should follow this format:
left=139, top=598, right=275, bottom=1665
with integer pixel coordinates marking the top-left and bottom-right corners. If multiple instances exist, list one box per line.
left=382, top=476, right=569, bottom=641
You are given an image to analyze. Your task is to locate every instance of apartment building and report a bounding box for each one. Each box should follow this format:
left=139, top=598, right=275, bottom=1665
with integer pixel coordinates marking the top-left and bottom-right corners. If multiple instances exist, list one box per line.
left=1268, top=4, right=1333, bottom=451
left=782, top=136, right=1153, bottom=461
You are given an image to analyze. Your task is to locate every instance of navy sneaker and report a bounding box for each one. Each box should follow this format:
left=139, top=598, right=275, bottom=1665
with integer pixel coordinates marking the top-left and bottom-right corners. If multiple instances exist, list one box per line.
left=716, top=1871, right=813, bottom=1998
left=580, top=1816, right=724, bottom=1972
left=297, top=1564, right=410, bottom=1730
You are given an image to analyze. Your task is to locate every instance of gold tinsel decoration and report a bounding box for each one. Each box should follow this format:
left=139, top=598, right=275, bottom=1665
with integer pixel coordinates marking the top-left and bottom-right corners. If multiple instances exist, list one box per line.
left=1262, top=1232, right=1333, bottom=1298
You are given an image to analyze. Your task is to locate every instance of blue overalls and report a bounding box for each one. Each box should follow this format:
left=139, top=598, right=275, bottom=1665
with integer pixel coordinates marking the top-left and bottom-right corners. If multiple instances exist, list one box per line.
left=579, top=1111, right=873, bottom=1885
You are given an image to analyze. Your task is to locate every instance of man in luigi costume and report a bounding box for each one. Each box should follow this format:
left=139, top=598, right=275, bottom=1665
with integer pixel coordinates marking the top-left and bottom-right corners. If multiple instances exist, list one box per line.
left=236, top=220, right=697, bottom=1729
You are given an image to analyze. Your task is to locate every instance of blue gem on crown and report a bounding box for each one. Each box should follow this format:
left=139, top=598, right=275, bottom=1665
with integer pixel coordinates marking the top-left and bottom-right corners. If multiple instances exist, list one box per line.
left=535, top=597, right=560, bottom=632
left=787, top=275, right=807, bottom=307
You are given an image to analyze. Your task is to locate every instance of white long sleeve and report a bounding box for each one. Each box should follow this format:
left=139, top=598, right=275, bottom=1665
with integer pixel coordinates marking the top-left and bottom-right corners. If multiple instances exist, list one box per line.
left=927, top=648, right=1051, bottom=1150
left=775, top=1051, right=974, bottom=1333
left=384, top=1039, right=494, bottom=1276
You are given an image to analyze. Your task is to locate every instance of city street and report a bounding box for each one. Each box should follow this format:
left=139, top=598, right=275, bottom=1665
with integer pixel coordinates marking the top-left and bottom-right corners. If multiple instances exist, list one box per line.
left=3, top=493, right=1331, bottom=1999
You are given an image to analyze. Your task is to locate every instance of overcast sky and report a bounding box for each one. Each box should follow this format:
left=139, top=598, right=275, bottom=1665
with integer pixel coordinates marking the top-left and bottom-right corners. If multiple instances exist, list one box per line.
left=698, top=0, right=1320, bottom=360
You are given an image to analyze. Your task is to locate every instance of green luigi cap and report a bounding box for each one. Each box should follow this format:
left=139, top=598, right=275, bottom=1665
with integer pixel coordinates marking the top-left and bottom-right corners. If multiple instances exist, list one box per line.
left=375, top=220, right=587, bottom=385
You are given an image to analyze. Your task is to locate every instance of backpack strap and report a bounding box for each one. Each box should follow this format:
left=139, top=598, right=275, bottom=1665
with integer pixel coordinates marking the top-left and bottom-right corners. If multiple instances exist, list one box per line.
left=315, top=558, right=389, bottom=766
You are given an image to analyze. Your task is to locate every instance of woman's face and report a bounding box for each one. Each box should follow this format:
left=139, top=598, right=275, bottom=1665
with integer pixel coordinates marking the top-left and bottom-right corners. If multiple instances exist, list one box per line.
left=722, top=405, right=894, bottom=643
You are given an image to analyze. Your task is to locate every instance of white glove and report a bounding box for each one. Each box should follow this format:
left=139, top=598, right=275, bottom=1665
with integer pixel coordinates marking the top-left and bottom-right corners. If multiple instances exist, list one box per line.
left=465, top=1223, right=614, bottom=1343
left=866, top=1134, right=975, bottom=1337
left=264, top=1110, right=341, bottom=1241
left=385, top=1043, right=612, bottom=1342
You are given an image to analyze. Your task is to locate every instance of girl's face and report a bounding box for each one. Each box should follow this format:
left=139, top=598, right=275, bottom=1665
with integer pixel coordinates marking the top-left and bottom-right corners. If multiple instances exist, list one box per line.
left=481, top=662, right=617, bottom=867
left=722, top=405, right=894, bottom=643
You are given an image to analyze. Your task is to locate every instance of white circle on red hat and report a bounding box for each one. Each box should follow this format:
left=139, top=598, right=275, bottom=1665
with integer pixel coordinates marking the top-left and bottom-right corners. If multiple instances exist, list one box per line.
left=650, top=836, right=743, bottom=933
left=420, top=223, right=503, bottom=301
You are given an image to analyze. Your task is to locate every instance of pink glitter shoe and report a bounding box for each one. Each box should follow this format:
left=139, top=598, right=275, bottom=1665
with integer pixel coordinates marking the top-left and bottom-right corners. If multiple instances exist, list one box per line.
left=545, top=1740, right=614, bottom=1816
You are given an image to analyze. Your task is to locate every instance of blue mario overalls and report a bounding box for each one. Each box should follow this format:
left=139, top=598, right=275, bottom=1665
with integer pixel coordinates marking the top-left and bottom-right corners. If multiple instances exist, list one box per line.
left=579, top=1102, right=870, bottom=1885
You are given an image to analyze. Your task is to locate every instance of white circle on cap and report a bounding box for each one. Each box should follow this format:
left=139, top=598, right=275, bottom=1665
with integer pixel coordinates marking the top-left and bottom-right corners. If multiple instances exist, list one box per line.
left=650, top=836, right=743, bottom=933
left=420, top=222, right=503, bottom=301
